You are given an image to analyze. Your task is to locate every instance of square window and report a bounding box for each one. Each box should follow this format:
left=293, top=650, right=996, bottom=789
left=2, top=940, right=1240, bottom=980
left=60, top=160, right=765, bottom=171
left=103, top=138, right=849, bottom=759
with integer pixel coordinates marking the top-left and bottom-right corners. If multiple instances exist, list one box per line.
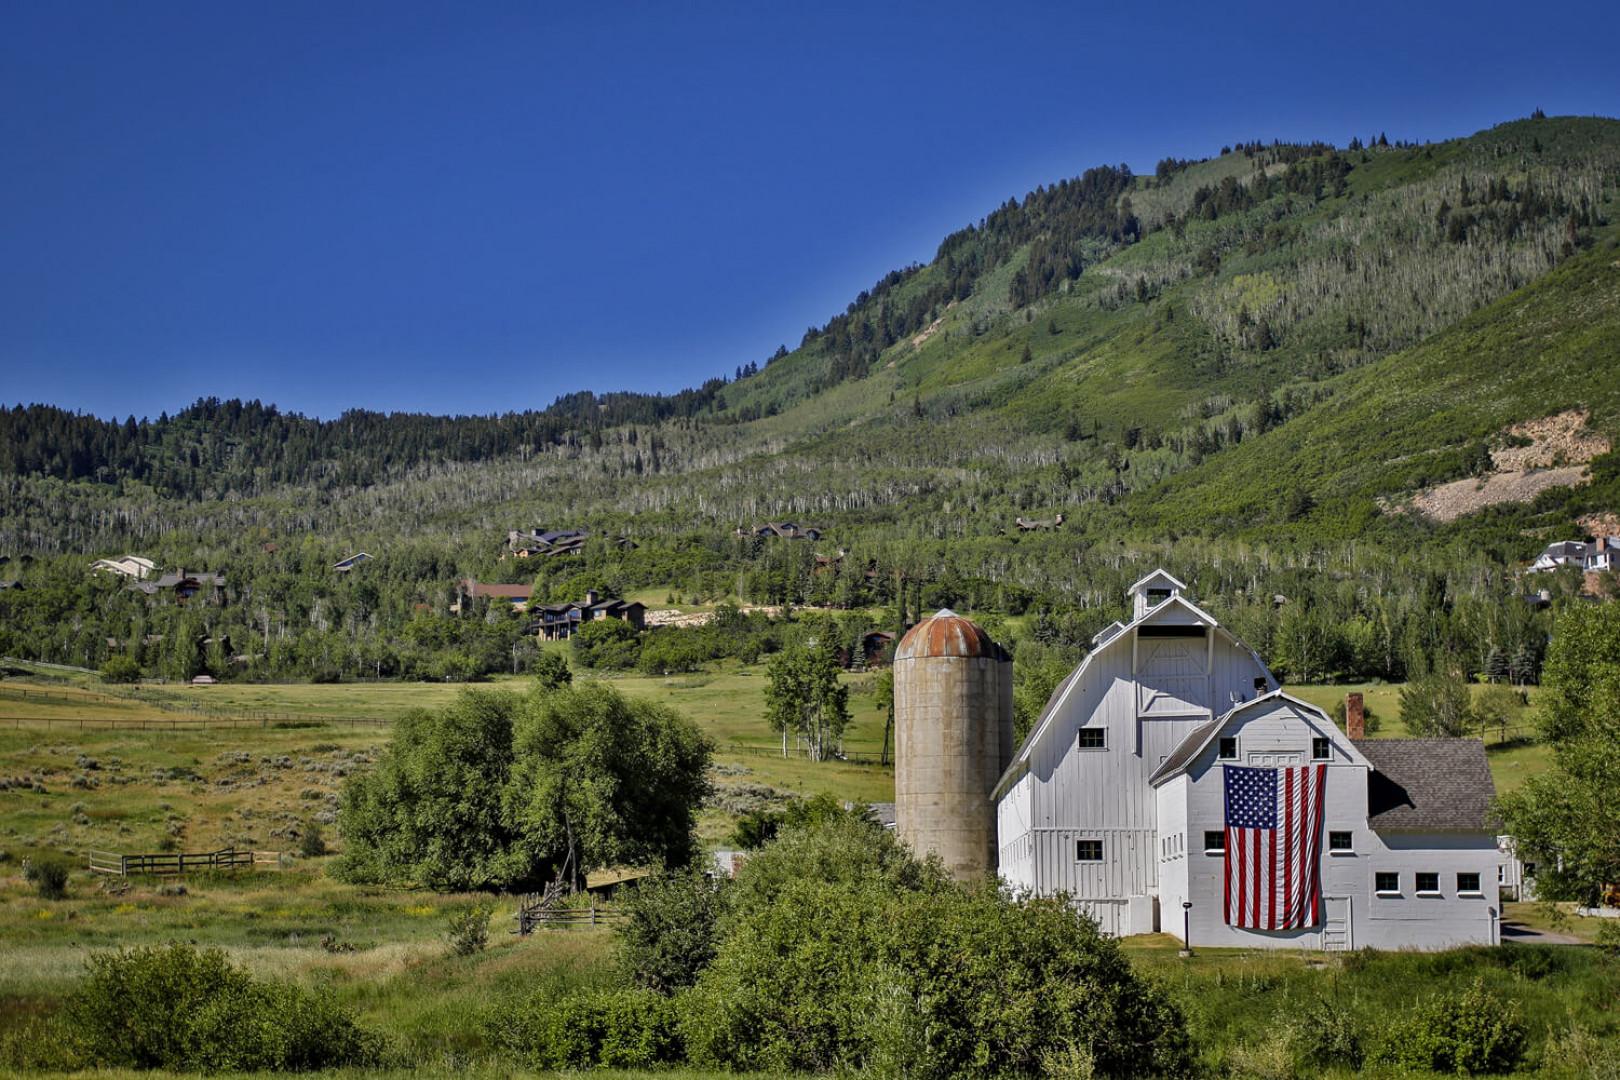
left=1075, top=839, right=1103, bottom=862
left=1328, top=831, right=1353, bottom=851
left=1312, top=737, right=1331, bottom=760
left=1416, top=872, right=1440, bottom=894
left=1204, top=831, right=1225, bottom=852
left=1218, top=737, right=1238, bottom=760
left=1375, top=872, right=1400, bottom=895
left=1076, top=728, right=1105, bottom=750
left=1457, top=872, right=1482, bottom=894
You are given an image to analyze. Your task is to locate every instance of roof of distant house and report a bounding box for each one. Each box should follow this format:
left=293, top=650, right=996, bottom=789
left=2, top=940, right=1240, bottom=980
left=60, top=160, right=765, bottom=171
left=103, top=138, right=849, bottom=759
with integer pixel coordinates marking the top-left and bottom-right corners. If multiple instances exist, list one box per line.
left=463, top=581, right=533, bottom=599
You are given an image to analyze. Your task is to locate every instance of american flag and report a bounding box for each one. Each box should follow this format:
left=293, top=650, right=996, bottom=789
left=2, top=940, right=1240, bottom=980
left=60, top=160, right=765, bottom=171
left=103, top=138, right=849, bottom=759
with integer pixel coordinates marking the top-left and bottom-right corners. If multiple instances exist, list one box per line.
left=1223, top=764, right=1327, bottom=929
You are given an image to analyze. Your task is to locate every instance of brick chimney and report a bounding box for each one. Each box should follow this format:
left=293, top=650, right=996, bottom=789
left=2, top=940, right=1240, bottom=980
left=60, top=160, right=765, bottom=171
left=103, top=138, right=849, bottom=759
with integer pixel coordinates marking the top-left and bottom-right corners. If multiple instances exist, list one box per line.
left=1345, top=692, right=1365, bottom=740
left=585, top=589, right=601, bottom=605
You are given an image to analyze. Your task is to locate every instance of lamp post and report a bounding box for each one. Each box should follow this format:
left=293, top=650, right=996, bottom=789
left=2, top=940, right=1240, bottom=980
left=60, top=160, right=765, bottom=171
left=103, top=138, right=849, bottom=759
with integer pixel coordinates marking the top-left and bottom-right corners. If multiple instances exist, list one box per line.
left=1180, top=900, right=1193, bottom=957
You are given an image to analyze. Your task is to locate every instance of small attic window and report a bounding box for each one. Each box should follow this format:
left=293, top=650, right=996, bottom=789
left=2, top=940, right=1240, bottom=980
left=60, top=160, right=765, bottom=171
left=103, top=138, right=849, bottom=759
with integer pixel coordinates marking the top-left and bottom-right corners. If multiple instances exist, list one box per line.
left=1218, top=737, right=1238, bottom=760
left=1146, top=587, right=1172, bottom=605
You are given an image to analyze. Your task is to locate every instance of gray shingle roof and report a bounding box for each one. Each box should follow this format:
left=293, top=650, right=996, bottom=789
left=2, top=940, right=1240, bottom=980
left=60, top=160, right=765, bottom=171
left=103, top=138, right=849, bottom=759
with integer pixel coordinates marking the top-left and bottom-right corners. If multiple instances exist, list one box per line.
left=1353, top=738, right=1496, bottom=832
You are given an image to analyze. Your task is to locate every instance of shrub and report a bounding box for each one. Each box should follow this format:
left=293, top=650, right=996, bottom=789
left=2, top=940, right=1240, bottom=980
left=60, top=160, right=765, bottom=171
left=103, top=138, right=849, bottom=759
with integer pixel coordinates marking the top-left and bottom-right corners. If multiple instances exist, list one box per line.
left=532, top=650, right=573, bottom=691
left=616, top=868, right=727, bottom=993
left=1288, top=994, right=1364, bottom=1070
left=681, top=818, right=1190, bottom=1077
left=99, top=655, right=141, bottom=683
left=447, top=904, right=492, bottom=957
left=23, top=857, right=69, bottom=900
left=571, top=618, right=641, bottom=670
left=1400, top=673, right=1476, bottom=736
left=298, top=820, right=328, bottom=858
left=499, top=988, right=681, bottom=1068
left=1388, top=977, right=1527, bottom=1075
left=64, top=944, right=378, bottom=1070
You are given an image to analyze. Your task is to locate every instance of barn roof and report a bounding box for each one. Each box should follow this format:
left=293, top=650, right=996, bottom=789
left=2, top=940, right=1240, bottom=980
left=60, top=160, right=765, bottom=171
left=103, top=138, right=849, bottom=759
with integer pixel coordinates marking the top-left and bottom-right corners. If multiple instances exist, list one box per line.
left=1353, top=738, right=1497, bottom=832
left=994, top=583, right=1275, bottom=800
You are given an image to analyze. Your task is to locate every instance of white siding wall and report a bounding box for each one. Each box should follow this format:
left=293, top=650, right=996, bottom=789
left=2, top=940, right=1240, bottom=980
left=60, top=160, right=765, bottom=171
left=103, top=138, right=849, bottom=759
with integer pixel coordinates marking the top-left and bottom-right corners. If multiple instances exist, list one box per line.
left=1170, top=699, right=1500, bottom=951
left=996, top=774, right=1034, bottom=890
left=1006, top=604, right=1274, bottom=916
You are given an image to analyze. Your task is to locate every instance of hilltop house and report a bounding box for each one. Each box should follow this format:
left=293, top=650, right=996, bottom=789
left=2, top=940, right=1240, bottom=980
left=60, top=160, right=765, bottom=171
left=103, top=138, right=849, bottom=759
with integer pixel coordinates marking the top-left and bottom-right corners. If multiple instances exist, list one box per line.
left=531, top=590, right=646, bottom=641
left=90, top=555, right=157, bottom=581
left=507, top=528, right=636, bottom=559
left=1530, top=536, right=1620, bottom=573
left=737, top=522, right=822, bottom=541
left=453, top=580, right=533, bottom=614
left=333, top=552, right=373, bottom=572
left=130, top=569, right=227, bottom=604
left=994, top=570, right=1501, bottom=949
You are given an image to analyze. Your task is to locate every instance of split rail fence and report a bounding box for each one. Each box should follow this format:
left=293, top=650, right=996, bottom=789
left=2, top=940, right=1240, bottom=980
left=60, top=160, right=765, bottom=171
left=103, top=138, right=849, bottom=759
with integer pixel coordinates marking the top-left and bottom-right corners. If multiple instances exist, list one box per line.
left=88, top=848, right=283, bottom=877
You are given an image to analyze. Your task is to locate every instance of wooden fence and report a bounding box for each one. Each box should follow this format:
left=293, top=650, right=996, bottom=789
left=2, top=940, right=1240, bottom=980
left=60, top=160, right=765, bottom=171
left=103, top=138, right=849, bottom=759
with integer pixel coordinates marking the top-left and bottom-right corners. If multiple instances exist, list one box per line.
left=87, top=848, right=280, bottom=876
left=720, top=742, right=891, bottom=767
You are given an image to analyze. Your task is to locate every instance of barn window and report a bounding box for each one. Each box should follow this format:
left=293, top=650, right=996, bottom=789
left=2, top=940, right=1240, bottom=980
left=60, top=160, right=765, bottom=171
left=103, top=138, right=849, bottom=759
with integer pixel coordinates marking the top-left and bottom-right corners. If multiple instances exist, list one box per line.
left=1497, top=866, right=1505, bottom=883
left=1076, top=728, right=1106, bottom=750
left=1075, top=839, right=1103, bottom=862
left=1146, top=587, right=1172, bottom=607
left=1375, top=872, right=1400, bottom=896
left=1328, top=831, right=1353, bottom=852
left=1457, top=872, right=1482, bottom=896
left=1312, top=737, right=1331, bottom=760
left=1204, top=831, right=1225, bottom=853
left=1415, top=872, right=1441, bottom=895
left=1218, top=737, right=1238, bottom=760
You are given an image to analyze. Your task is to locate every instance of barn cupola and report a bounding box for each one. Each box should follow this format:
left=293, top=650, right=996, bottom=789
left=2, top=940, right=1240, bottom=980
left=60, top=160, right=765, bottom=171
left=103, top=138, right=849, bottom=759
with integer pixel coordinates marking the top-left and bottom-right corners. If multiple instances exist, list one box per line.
left=1126, top=569, right=1187, bottom=620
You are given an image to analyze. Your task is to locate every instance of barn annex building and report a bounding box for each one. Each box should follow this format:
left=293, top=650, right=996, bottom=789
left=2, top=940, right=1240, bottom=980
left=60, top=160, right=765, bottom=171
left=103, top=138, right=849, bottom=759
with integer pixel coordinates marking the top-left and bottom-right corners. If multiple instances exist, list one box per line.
left=894, top=570, right=1502, bottom=951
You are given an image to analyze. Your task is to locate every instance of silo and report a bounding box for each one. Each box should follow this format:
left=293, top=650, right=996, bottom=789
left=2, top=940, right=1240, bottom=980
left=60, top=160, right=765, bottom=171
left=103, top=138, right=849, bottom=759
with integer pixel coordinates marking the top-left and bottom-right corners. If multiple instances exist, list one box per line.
left=893, top=609, right=1014, bottom=880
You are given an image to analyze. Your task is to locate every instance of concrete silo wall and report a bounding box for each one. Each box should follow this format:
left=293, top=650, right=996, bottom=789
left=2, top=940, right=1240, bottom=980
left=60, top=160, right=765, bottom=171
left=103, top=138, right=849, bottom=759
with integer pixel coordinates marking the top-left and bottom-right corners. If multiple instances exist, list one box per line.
left=894, top=652, right=1013, bottom=880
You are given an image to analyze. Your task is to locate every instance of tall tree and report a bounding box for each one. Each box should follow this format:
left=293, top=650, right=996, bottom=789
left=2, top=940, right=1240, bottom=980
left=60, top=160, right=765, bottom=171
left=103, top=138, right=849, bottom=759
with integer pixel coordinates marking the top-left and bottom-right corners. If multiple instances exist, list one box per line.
left=764, top=637, right=850, bottom=762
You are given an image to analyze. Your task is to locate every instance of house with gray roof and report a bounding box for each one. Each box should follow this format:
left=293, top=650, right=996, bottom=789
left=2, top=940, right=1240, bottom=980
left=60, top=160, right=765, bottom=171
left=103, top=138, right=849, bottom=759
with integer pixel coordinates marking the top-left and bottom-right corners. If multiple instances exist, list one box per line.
left=994, top=570, right=1501, bottom=950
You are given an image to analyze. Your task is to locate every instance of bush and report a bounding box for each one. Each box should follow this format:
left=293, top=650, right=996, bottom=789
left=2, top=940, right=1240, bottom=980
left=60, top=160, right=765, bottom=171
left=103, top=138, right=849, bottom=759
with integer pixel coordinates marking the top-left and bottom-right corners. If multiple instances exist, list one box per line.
left=1400, top=674, right=1476, bottom=736
left=24, top=857, right=69, bottom=900
left=298, top=820, right=328, bottom=858
left=1388, top=977, right=1527, bottom=1075
left=1288, top=995, right=1364, bottom=1070
left=65, top=944, right=378, bottom=1070
left=447, top=904, right=492, bottom=956
left=532, top=650, right=573, bottom=691
left=499, top=988, right=681, bottom=1068
left=680, top=818, right=1190, bottom=1077
left=572, top=618, right=641, bottom=670
left=617, top=868, right=727, bottom=993
left=99, top=655, right=141, bottom=683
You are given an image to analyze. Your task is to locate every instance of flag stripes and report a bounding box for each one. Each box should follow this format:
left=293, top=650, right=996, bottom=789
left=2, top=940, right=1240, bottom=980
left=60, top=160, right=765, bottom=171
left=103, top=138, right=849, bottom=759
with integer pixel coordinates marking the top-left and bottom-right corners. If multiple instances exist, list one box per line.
left=1223, top=763, right=1326, bottom=930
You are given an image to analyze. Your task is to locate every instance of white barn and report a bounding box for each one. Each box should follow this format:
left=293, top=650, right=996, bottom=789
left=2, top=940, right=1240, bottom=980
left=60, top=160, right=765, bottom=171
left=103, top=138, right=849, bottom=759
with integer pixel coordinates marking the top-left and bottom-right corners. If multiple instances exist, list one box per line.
left=993, top=570, right=1501, bottom=949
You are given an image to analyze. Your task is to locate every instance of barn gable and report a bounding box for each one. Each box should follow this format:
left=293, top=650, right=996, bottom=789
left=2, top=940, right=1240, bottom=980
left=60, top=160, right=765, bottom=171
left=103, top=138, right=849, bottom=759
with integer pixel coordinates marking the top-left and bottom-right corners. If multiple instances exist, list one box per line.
left=1150, top=691, right=1374, bottom=786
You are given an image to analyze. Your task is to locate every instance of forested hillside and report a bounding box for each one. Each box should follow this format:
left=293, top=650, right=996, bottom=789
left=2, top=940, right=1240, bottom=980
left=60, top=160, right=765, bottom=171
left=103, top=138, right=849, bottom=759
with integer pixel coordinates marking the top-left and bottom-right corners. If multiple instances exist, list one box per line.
left=2, top=113, right=1617, bottom=692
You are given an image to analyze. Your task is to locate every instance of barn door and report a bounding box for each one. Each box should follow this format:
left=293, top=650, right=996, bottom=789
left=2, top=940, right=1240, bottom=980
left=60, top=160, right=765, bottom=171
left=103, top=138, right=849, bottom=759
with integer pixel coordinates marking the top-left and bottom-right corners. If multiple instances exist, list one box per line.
left=1322, top=896, right=1352, bottom=951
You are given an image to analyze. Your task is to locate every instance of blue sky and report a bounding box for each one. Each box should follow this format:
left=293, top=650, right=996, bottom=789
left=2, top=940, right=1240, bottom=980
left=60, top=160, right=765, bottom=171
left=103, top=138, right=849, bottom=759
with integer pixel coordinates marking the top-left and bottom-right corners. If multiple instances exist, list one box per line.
left=4, top=1, right=1618, bottom=420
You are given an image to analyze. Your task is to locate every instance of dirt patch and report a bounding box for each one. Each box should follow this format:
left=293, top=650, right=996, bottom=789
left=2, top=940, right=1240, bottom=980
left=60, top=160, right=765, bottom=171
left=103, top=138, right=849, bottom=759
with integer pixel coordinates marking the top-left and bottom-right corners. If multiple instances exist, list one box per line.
left=909, top=302, right=956, bottom=349
left=1409, top=467, right=1594, bottom=522
left=1490, top=409, right=1609, bottom=470
left=1402, top=410, right=1609, bottom=523
left=1577, top=511, right=1620, bottom=537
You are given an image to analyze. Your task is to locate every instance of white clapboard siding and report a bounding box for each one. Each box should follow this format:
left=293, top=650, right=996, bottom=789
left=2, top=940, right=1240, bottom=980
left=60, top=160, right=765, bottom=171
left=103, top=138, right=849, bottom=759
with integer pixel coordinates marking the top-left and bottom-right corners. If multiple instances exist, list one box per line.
left=999, top=592, right=1275, bottom=909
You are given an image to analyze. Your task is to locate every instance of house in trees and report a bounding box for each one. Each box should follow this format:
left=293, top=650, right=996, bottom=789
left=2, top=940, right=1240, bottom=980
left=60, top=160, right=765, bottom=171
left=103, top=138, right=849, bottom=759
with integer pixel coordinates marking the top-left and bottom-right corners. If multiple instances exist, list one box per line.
left=737, top=522, right=822, bottom=541
left=453, top=580, right=534, bottom=614
left=333, top=552, right=373, bottom=572
left=507, top=527, right=636, bottom=559
left=1530, top=536, right=1620, bottom=573
left=130, top=569, right=227, bottom=605
left=90, top=555, right=157, bottom=580
left=530, top=590, right=646, bottom=641
left=993, top=570, right=1501, bottom=949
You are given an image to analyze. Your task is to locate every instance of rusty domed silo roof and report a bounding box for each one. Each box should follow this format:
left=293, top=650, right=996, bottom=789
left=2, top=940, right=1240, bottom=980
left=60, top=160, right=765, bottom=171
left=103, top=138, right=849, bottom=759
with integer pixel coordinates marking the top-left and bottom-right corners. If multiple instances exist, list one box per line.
left=895, top=609, right=1009, bottom=661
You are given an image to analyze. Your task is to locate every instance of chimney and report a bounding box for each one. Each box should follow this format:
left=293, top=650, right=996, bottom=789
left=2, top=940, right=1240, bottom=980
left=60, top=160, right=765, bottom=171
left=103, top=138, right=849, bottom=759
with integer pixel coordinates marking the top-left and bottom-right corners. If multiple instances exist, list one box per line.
left=1598, top=536, right=1609, bottom=553
left=585, top=588, right=600, bottom=605
left=1345, top=693, right=1365, bottom=740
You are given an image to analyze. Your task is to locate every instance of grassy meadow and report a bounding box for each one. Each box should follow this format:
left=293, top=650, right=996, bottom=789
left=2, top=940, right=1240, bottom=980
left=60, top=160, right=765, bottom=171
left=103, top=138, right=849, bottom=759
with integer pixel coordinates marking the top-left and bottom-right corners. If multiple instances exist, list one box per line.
left=2, top=668, right=1607, bottom=1077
